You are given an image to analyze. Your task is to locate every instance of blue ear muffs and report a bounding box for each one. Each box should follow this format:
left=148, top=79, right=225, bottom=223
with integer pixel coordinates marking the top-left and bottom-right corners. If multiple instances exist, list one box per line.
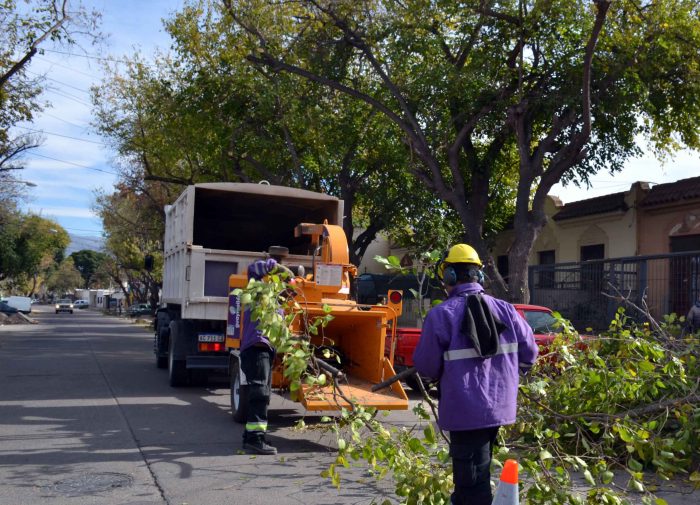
left=444, top=265, right=458, bottom=286
left=470, top=268, right=485, bottom=285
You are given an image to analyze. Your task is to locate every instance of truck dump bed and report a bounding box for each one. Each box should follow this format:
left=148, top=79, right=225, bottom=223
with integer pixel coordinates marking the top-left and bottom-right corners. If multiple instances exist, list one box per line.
left=162, top=183, right=343, bottom=320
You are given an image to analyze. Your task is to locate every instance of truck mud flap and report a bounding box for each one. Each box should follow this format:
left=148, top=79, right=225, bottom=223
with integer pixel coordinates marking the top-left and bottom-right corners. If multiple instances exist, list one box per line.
left=299, top=358, right=408, bottom=411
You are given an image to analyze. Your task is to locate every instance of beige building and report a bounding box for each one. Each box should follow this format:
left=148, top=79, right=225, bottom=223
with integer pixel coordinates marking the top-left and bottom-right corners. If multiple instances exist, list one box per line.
left=491, top=182, right=651, bottom=277
left=491, top=176, right=700, bottom=321
left=492, top=177, right=700, bottom=269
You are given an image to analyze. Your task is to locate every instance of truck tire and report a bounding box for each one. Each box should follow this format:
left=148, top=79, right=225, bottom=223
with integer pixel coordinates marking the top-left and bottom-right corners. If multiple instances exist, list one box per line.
left=168, top=320, right=189, bottom=387
left=230, top=357, right=248, bottom=424
left=155, top=326, right=169, bottom=369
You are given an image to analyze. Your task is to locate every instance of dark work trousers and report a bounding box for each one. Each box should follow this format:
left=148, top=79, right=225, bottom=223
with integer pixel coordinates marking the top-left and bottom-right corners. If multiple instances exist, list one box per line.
left=240, top=345, right=274, bottom=442
left=449, top=426, right=500, bottom=505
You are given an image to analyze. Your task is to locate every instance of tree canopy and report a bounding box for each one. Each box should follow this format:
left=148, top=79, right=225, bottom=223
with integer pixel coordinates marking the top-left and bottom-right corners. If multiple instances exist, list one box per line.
left=92, top=183, right=166, bottom=306
left=221, top=0, right=700, bottom=301
left=91, top=1, right=516, bottom=268
left=0, top=0, right=100, bottom=177
left=0, top=210, right=70, bottom=295
left=70, top=249, right=109, bottom=289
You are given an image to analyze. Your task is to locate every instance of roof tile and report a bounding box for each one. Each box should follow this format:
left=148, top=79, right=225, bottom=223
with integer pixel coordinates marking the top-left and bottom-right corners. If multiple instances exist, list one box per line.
left=639, top=176, right=700, bottom=207
left=553, top=191, right=628, bottom=221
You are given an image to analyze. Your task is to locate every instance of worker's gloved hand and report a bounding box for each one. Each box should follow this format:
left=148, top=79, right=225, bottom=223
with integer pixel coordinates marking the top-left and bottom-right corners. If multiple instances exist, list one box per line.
left=248, top=259, right=278, bottom=280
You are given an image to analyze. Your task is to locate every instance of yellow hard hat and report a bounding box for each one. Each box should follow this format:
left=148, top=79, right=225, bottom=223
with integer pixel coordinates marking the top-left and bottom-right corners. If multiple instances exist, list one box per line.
left=444, top=243, right=482, bottom=267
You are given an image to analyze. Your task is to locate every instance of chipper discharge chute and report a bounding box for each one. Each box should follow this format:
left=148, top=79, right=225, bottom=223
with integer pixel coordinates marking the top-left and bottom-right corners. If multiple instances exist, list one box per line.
left=226, top=222, right=408, bottom=417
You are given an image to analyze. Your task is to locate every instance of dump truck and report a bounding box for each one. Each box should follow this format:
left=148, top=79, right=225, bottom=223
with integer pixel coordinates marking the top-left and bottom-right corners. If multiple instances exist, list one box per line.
left=154, top=182, right=408, bottom=415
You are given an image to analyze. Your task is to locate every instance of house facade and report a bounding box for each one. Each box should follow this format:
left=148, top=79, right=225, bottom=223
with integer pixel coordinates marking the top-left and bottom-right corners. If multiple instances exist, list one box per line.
left=491, top=176, right=700, bottom=325
left=491, top=182, right=650, bottom=276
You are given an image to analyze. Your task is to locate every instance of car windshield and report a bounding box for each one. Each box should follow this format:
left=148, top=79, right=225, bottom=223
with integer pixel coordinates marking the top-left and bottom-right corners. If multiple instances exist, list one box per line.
left=523, top=310, right=563, bottom=334
left=58, top=299, right=71, bottom=304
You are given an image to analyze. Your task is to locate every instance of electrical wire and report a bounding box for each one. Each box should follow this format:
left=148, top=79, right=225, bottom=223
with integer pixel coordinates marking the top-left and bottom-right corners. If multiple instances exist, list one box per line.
left=41, top=48, right=132, bottom=65
left=26, top=152, right=118, bottom=175
left=14, top=126, right=106, bottom=146
left=35, top=55, right=102, bottom=79
left=25, top=69, right=92, bottom=95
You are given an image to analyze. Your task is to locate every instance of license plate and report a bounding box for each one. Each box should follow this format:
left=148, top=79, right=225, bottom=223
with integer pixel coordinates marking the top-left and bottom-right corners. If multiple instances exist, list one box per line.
left=198, top=333, right=224, bottom=343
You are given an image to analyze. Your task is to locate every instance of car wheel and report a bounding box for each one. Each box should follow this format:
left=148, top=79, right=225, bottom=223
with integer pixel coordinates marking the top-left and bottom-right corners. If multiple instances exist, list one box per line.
left=55, top=310, right=58, bottom=314
left=230, top=358, right=248, bottom=424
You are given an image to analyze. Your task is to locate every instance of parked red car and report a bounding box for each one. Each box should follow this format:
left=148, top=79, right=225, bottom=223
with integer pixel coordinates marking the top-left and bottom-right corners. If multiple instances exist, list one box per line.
left=387, top=303, right=577, bottom=390
left=513, top=304, right=564, bottom=346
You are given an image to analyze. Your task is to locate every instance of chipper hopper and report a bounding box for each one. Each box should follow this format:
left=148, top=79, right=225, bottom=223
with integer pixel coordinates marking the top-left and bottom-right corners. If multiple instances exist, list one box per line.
left=226, top=222, right=409, bottom=420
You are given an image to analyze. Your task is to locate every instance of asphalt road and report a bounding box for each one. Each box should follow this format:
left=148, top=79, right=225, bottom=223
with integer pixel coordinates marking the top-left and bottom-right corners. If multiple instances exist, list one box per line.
left=1, top=306, right=697, bottom=505
left=0, top=305, right=410, bottom=505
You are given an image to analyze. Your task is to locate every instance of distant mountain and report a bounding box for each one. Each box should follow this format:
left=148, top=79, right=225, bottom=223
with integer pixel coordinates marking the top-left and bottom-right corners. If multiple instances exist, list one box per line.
left=67, top=234, right=105, bottom=255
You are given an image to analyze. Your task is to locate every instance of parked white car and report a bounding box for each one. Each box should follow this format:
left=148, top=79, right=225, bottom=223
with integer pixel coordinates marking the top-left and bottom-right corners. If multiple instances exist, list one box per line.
left=55, top=299, right=74, bottom=314
left=73, top=300, right=89, bottom=309
left=5, top=296, right=32, bottom=314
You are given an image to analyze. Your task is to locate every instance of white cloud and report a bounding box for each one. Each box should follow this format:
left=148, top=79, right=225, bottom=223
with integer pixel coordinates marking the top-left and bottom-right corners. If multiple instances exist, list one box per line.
left=26, top=206, right=97, bottom=219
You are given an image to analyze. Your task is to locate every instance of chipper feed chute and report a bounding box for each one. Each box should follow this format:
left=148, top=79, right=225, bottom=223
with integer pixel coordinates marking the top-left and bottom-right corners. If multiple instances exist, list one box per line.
left=294, top=301, right=408, bottom=411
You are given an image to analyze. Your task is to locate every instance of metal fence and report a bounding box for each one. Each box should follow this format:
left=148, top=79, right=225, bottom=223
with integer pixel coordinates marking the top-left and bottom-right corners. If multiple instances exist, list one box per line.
left=529, top=251, right=700, bottom=331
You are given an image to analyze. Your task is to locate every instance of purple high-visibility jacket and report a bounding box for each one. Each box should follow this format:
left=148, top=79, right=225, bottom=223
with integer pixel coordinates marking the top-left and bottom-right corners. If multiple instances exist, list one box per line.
left=240, top=259, right=277, bottom=353
left=413, top=283, right=538, bottom=432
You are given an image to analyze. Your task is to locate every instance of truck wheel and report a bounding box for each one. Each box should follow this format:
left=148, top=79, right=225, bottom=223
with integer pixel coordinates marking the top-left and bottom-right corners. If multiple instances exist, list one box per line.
left=168, top=321, right=188, bottom=387
left=155, top=326, right=169, bottom=369
left=230, top=358, right=248, bottom=423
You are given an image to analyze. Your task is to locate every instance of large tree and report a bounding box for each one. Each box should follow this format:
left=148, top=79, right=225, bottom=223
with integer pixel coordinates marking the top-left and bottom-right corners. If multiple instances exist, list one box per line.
left=92, top=183, right=165, bottom=307
left=45, top=256, right=82, bottom=297
left=0, top=0, right=99, bottom=179
left=221, top=0, right=700, bottom=301
left=91, top=3, right=508, bottom=267
left=0, top=212, right=69, bottom=295
left=70, top=249, right=109, bottom=289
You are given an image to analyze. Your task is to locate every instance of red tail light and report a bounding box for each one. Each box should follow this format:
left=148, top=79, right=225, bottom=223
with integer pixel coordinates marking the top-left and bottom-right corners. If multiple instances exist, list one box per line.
left=198, top=342, right=223, bottom=352
left=389, top=291, right=402, bottom=304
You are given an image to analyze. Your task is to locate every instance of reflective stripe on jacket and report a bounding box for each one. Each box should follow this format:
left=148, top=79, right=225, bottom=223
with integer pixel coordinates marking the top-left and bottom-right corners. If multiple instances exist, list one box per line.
left=412, top=283, right=538, bottom=431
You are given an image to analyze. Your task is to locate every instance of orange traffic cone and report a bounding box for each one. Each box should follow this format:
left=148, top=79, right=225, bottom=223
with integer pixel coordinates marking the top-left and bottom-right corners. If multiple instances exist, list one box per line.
left=491, top=459, right=519, bottom=505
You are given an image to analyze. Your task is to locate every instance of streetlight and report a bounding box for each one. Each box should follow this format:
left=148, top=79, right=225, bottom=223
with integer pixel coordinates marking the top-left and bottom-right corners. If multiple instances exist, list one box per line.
left=2, top=179, right=37, bottom=187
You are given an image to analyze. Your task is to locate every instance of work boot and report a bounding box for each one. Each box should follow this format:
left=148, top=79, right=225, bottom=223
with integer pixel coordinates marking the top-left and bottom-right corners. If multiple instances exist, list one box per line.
left=243, top=436, right=277, bottom=455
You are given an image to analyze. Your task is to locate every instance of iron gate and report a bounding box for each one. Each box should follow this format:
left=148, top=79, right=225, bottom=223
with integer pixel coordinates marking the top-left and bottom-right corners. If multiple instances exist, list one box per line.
left=528, top=251, right=700, bottom=331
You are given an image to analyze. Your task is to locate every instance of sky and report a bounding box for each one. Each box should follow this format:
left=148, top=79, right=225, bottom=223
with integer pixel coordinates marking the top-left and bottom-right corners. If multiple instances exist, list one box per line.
left=10, top=1, right=700, bottom=245
left=13, top=0, right=184, bottom=246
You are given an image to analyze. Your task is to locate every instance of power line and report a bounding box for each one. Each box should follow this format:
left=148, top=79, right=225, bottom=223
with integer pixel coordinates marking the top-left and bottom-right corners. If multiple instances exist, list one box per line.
left=44, top=86, right=93, bottom=107
left=45, top=84, right=92, bottom=104
left=14, top=126, right=106, bottom=146
left=26, top=152, right=118, bottom=175
left=35, top=55, right=101, bottom=79
left=42, top=112, right=90, bottom=130
left=25, top=69, right=92, bottom=94
left=42, top=48, right=132, bottom=65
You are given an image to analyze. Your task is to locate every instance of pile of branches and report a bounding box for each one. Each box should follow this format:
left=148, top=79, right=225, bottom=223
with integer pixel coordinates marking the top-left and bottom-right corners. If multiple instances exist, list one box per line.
left=239, top=274, right=699, bottom=504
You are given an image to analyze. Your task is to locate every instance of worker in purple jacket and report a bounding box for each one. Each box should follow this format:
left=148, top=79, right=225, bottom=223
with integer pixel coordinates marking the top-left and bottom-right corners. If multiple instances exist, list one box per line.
left=413, top=244, right=538, bottom=505
left=241, top=258, right=279, bottom=455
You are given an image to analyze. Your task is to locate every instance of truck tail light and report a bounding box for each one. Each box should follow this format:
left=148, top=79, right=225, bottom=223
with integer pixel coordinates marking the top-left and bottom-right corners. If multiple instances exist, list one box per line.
left=198, top=342, right=223, bottom=352
left=389, top=291, right=402, bottom=304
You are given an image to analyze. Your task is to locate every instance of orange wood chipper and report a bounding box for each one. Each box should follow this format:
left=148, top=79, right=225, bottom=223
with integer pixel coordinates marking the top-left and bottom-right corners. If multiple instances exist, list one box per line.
left=226, top=222, right=409, bottom=420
